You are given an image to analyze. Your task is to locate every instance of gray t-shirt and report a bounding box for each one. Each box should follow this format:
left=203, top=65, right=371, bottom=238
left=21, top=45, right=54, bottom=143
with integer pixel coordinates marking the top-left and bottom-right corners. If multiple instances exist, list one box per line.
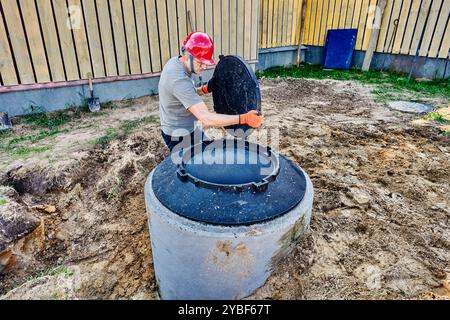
left=158, top=57, right=202, bottom=136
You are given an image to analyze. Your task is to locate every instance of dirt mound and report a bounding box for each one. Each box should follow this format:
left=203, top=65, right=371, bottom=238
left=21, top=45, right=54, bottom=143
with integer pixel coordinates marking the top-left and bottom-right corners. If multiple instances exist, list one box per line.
left=1, top=126, right=167, bottom=299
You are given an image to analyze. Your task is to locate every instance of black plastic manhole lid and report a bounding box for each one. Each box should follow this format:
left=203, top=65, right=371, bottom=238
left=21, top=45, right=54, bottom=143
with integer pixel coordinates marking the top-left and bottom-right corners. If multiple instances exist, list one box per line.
left=208, top=55, right=261, bottom=137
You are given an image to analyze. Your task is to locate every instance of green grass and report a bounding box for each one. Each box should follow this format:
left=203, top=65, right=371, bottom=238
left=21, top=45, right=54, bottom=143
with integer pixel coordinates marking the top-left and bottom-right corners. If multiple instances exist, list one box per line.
left=0, top=197, right=8, bottom=205
left=257, top=64, right=450, bottom=103
left=96, top=128, right=121, bottom=146
left=107, top=177, right=124, bottom=200
left=423, top=111, right=450, bottom=124
left=26, top=265, right=74, bottom=282
left=0, top=100, right=120, bottom=157
left=95, top=116, right=158, bottom=146
left=23, top=106, right=72, bottom=129
left=9, top=146, right=51, bottom=157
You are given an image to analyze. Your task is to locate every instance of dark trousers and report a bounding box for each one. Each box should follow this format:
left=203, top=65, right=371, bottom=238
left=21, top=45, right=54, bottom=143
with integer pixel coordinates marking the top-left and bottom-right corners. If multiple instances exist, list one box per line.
left=161, top=130, right=210, bottom=152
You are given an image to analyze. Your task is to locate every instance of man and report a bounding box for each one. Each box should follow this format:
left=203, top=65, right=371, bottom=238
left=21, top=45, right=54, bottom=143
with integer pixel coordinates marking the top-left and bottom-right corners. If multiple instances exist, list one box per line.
left=158, top=32, right=263, bottom=152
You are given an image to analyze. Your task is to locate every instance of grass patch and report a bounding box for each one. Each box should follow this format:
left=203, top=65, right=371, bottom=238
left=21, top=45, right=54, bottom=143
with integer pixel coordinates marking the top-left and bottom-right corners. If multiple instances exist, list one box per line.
left=257, top=64, right=450, bottom=102
left=107, top=177, right=124, bottom=200
left=95, top=116, right=158, bottom=146
left=0, top=130, right=12, bottom=139
left=96, top=128, right=121, bottom=146
left=0, top=197, right=8, bottom=205
left=26, top=265, right=74, bottom=282
left=23, top=106, right=72, bottom=129
left=424, top=111, right=450, bottom=124
left=9, top=146, right=51, bottom=157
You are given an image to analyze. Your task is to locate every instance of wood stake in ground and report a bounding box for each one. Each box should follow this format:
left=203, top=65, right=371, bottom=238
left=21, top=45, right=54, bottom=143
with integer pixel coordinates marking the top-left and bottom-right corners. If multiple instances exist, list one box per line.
left=362, top=0, right=387, bottom=71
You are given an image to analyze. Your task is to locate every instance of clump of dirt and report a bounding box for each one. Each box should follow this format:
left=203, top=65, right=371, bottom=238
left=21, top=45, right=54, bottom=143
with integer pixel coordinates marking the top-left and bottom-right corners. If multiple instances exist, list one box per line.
left=1, top=78, right=449, bottom=300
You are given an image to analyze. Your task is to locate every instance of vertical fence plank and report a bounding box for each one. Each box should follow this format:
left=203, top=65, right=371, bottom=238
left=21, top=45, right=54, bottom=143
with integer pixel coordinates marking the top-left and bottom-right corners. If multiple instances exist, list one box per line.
left=261, top=0, right=267, bottom=48
left=438, top=23, right=449, bottom=58
left=362, top=0, right=379, bottom=51
left=286, top=0, right=293, bottom=46
left=166, top=0, right=179, bottom=57
left=53, top=0, right=80, bottom=80
left=308, top=0, right=316, bottom=44
left=338, top=0, right=348, bottom=29
left=251, top=0, right=258, bottom=59
left=428, top=1, right=450, bottom=58
left=326, top=0, right=335, bottom=32
left=36, top=0, right=66, bottom=82
left=345, top=0, right=354, bottom=28
left=376, top=0, right=393, bottom=52
left=82, top=0, right=105, bottom=77
left=259, top=0, right=263, bottom=47
left=177, top=0, right=187, bottom=50
left=195, top=0, right=204, bottom=31
left=186, top=0, right=195, bottom=31
left=291, top=0, right=300, bottom=45
left=0, top=9, right=17, bottom=85
left=383, top=0, right=403, bottom=52
left=279, top=0, right=285, bottom=46
left=399, top=0, right=420, bottom=54
left=213, top=0, right=222, bottom=61
left=109, top=0, right=129, bottom=75
left=266, top=0, right=273, bottom=47
left=244, top=0, right=252, bottom=57
left=19, top=0, right=50, bottom=83
left=285, top=0, right=292, bottom=46
left=271, top=0, right=278, bottom=46
left=419, top=0, right=443, bottom=56
left=409, top=0, right=431, bottom=55
left=135, top=0, right=151, bottom=73
left=313, top=0, right=323, bottom=46
left=123, top=0, right=141, bottom=74
left=146, top=0, right=161, bottom=72
left=67, top=0, right=92, bottom=79
left=392, top=0, right=412, bottom=54
left=230, top=0, right=237, bottom=53
left=319, top=0, right=329, bottom=46
left=109, top=1, right=130, bottom=75
left=355, top=0, right=370, bottom=50
left=1, top=0, right=34, bottom=84
left=204, top=0, right=213, bottom=39
left=156, top=0, right=170, bottom=65
left=237, top=0, right=244, bottom=55
left=332, top=0, right=340, bottom=29
left=222, top=0, right=230, bottom=54
left=96, top=0, right=117, bottom=76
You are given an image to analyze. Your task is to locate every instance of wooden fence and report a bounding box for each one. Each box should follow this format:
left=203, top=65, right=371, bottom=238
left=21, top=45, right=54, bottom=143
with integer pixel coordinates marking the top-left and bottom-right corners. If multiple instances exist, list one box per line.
left=1, top=0, right=449, bottom=87
left=260, top=0, right=449, bottom=60
left=259, top=0, right=304, bottom=48
left=0, top=0, right=259, bottom=86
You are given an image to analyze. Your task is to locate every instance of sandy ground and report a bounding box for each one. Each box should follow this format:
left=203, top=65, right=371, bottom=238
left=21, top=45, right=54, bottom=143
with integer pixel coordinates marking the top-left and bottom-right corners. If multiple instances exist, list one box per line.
left=0, top=78, right=449, bottom=299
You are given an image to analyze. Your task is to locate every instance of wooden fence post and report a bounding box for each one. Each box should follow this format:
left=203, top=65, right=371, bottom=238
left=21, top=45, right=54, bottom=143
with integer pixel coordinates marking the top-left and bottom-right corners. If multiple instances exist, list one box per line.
left=362, top=0, right=387, bottom=71
left=297, top=0, right=307, bottom=67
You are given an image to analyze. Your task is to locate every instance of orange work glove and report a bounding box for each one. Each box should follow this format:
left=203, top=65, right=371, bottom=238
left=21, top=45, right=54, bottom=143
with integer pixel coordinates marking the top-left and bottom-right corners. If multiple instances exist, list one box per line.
left=196, top=84, right=209, bottom=96
left=239, top=110, right=263, bottom=128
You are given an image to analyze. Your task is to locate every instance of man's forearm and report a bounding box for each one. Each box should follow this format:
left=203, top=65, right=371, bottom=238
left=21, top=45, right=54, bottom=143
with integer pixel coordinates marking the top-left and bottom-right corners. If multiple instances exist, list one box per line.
left=201, top=113, right=239, bottom=127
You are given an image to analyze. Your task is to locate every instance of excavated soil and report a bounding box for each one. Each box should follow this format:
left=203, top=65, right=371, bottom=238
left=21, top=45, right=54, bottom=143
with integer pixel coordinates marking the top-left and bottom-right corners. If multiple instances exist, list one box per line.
left=0, top=78, right=449, bottom=300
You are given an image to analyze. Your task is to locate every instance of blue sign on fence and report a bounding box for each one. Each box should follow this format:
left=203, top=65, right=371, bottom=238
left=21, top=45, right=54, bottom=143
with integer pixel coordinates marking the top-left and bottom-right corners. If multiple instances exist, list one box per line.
left=323, top=29, right=358, bottom=70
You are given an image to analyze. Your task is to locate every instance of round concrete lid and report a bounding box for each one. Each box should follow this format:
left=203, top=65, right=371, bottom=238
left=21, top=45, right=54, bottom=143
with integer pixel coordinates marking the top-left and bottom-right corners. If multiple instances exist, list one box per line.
left=387, top=101, right=434, bottom=114
left=151, top=140, right=306, bottom=226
